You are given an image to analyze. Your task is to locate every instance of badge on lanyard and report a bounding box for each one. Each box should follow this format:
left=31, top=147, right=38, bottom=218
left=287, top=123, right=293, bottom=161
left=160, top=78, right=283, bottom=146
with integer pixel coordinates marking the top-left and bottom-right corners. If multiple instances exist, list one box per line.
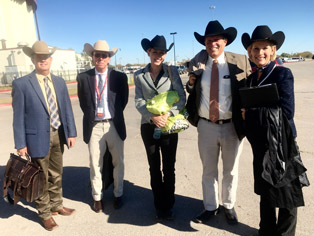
left=95, top=74, right=108, bottom=117
left=97, top=107, right=104, bottom=117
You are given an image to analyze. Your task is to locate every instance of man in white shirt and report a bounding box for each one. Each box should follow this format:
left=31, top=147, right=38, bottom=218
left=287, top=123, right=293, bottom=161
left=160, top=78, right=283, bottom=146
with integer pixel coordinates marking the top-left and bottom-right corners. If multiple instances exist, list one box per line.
left=77, top=40, right=129, bottom=213
left=186, top=20, right=251, bottom=224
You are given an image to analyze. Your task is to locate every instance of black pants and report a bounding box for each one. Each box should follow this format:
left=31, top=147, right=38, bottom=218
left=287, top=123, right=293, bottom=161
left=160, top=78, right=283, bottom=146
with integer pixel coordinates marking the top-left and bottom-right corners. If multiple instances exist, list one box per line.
left=259, top=195, right=297, bottom=236
left=141, top=123, right=178, bottom=211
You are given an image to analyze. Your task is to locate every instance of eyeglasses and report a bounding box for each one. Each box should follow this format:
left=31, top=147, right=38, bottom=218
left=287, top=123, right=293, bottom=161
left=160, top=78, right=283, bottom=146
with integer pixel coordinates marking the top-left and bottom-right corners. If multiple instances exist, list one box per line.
left=94, top=53, right=110, bottom=59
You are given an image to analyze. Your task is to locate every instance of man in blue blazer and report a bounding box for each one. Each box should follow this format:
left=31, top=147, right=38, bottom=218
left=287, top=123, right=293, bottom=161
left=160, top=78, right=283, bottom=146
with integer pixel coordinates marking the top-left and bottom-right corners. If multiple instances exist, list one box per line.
left=77, top=40, right=128, bottom=213
left=12, top=41, right=77, bottom=231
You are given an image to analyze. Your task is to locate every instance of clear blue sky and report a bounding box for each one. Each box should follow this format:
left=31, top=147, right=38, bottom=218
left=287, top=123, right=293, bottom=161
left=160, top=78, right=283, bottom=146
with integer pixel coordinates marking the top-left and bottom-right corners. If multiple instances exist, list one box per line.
left=35, top=0, right=314, bottom=65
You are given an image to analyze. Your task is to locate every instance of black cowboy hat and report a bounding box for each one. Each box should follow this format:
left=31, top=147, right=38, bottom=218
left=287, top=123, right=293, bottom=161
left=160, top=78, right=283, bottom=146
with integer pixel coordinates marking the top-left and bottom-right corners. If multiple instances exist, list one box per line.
left=194, top=20, right=237, bottom=46
left=141, top=35, right=174, bottom=52
left=241, top=25, right=285, bottom=50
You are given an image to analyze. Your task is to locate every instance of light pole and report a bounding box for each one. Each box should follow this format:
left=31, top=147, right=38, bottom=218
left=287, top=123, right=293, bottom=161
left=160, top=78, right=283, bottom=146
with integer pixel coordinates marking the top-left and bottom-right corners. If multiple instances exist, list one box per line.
left=209, top=5, right=216, bottom=20
left=170, top=32, right=177, bottom=66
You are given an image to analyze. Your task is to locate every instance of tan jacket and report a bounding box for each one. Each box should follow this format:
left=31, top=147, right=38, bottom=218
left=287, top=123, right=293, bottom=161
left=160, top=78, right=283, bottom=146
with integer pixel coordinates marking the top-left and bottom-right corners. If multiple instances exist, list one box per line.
left=187, top=50, right=251, bottom=140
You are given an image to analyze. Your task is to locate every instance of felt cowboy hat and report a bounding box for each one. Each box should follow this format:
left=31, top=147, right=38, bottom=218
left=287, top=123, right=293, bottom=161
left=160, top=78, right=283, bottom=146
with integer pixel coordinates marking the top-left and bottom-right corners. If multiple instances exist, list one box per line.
left=241, top=25, right=285, bottom=50
left=194, top=20, right=237, bottom=46
left=84, top=40, right=118, bottom=57
left=141, top=35, right=174, bottom=52
left=23, top=41, right=56, bottom=57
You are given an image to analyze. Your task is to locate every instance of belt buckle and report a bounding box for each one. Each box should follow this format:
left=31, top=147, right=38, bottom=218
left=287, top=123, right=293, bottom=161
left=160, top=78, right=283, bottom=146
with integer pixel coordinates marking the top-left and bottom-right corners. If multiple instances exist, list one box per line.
left=218, top=120, right=223, bottom=125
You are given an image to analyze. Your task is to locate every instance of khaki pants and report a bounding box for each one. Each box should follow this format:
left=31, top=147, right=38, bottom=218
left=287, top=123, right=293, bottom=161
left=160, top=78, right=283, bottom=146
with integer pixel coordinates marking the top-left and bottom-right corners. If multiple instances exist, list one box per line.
left=88, top=121, right=124, bottom=201
left=197, top=119, right=243, bottom=211
left=34, top=129, right=64, bottom=220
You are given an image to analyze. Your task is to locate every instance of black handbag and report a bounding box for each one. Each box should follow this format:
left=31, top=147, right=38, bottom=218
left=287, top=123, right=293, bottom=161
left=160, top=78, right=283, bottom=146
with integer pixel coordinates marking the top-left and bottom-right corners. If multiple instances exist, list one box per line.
left=3, top=153, right=46, bottom=205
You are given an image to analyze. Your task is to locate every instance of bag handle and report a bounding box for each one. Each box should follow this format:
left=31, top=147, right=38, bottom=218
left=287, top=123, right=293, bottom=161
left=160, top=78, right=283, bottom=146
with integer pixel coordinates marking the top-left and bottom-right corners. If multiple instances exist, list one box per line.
left=168, top=65, right=173, bottom=84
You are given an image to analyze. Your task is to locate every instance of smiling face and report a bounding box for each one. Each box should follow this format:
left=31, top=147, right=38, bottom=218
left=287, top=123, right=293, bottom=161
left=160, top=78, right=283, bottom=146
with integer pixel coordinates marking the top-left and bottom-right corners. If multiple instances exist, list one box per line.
left=147, top=48, right=167, bottom=67
left=92, top=51, right=111, bottom=73
left=205, top=35, right=227, bottom=59
left=249, top=40, right=275, bottom=68
left=32, top=54, right=53, bottom=76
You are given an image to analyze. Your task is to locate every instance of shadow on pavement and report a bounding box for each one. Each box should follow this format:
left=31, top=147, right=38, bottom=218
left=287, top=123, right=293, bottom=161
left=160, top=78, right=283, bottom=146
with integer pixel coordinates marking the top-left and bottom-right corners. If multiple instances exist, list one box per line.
left=1, top=165, right=257, bottom=235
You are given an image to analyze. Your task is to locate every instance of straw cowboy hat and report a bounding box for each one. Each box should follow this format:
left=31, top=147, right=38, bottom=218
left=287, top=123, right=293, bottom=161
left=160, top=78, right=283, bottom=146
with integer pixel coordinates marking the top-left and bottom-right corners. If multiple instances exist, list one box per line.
left=84, top=40, right=118, bottom=57
left=241, top=25, right=285, bottom=50
left=194, top=20, right=237, bottom=46
left=141, top=35, right=174, bottom=52
left=23, top=41, right=56, bottom=57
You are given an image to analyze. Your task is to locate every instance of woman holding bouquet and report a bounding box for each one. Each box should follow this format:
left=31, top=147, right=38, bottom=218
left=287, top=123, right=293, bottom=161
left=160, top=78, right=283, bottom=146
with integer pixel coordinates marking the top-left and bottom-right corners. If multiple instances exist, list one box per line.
left=134, top=35, right=186, bottom=221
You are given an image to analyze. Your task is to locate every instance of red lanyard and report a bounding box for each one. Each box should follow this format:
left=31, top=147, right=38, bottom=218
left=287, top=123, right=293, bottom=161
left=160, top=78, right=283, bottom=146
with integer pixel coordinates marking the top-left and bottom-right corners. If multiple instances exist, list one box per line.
left=95, top=74, right=108, bottom=103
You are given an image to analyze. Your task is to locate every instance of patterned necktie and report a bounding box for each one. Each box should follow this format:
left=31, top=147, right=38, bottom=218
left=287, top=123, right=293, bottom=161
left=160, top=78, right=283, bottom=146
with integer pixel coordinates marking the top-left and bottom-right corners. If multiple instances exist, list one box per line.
left=43, top=77, right=61, bottom=129
left=209, top=60, right=219, bottom=122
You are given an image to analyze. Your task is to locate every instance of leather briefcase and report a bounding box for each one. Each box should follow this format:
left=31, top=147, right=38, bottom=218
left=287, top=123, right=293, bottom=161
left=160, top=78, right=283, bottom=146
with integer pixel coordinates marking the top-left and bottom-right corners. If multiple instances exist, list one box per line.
left=3, top=153, right=46, bottom=205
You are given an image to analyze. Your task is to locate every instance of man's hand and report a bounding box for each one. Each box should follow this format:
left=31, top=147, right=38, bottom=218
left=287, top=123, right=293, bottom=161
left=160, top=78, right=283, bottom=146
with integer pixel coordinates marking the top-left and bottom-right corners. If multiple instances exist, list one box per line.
left=188, top=74, right=197, bottom=86
left=17, top=147, right=28, bottom=156
left=241, top=108, right=246, bottom=120
left=151, top=113, right=169, bottom=128
left=68, top=137, right=76, bottom=148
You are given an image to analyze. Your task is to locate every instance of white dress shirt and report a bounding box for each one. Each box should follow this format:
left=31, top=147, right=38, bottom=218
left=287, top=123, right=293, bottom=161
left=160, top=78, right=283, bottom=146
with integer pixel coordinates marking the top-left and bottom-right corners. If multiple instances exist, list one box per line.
left=199, top=53, right=232, bottom=120
left=95, top=68, right=112, bottom=119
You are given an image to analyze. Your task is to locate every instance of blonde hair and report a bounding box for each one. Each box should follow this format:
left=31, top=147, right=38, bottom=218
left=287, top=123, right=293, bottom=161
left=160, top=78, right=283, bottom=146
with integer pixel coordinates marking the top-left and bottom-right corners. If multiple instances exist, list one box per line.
left=247, top=40, right=277, bottom=61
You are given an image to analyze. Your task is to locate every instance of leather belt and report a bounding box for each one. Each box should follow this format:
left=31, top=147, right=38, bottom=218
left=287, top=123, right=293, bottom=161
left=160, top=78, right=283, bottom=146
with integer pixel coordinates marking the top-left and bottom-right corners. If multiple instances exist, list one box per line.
left=201, top=117, right=231, bottom=125
left=94, top=119, right=111, bottom=123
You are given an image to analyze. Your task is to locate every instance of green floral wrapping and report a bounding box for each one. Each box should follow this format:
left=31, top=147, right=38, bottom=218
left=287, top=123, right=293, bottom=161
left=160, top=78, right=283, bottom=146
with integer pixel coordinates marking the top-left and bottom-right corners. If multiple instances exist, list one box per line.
left=146, top=91, right=189, bottom=134
left=161, top=108, right=189, bottom=134
left=146, top=91, right=179, bottom=115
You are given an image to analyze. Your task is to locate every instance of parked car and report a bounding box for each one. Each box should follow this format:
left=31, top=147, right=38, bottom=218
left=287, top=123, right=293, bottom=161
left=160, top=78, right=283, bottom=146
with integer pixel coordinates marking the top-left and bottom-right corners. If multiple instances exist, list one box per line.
left=176, top=65, right=186, bottom=74
left=282, top=56, right=305, bottom=62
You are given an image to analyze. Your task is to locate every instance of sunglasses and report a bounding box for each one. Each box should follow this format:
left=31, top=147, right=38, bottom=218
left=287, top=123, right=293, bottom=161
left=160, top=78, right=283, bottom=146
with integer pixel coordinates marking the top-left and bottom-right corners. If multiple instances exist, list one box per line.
left=94, top=53, right=110, bottom=59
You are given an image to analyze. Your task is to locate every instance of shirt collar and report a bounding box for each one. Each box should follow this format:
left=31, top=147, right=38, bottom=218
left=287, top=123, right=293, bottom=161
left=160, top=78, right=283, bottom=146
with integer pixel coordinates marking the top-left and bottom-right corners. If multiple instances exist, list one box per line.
left=36, top=73, right=51, bottom=81
left=208, top=53, right=225, bottom=64
left=95, top=68, right=108, bottom=76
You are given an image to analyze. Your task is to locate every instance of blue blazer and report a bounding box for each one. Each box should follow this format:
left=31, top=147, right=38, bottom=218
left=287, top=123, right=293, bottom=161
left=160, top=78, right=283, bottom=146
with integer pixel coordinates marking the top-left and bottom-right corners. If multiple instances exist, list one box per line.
left=12, top=71, right=77, bottom=158
left=77, top=68, right=129, bottom=143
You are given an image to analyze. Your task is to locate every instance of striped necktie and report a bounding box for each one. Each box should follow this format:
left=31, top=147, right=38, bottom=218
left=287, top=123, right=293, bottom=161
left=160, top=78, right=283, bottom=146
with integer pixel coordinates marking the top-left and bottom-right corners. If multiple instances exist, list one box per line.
left=209, top=60, right=219, bottom=122
left=43, top=77, right=61, bottom=129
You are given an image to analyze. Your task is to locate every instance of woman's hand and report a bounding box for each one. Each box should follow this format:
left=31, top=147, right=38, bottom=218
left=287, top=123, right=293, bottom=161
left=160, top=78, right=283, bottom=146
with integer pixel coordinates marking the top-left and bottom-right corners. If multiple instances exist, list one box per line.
left=188, top=74, right=197, bottom=86
left=151, top=113, right=169, bottom=128
left=241, top=108, right=246, bottom=120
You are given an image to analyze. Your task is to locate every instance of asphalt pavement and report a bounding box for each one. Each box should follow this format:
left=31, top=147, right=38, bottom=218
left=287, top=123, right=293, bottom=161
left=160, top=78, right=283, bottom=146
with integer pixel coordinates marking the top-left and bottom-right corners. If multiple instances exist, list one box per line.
left=0, top=62, right=313, bottom=236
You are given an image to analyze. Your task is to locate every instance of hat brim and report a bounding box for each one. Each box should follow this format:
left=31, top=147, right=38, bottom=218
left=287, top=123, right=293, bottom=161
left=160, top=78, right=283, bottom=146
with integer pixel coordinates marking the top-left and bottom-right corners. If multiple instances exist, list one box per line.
left=241, top=31, right=285, bottom=50
left=84, top=43, right=118, bottom=57
left=194, top=27, right=237, bottom=46
left=141, top=38, right=174, bottom=52
left=23, top=46, right=56, bottom=57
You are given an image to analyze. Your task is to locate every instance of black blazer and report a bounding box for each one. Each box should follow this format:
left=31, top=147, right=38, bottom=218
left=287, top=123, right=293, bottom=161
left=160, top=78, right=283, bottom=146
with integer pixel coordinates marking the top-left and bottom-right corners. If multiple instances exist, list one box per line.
left=77, top=68, right=129, bottom=143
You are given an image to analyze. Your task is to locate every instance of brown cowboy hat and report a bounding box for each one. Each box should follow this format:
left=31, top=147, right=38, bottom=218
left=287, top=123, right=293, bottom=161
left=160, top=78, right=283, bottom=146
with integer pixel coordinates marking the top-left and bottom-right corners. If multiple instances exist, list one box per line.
left=23, top=41, right=57, bottom=57
left=241, top=25, right=285, bottom=50
left=194, top=20, right=237, bottom=46
left=84, top=40, right=118, bottom=57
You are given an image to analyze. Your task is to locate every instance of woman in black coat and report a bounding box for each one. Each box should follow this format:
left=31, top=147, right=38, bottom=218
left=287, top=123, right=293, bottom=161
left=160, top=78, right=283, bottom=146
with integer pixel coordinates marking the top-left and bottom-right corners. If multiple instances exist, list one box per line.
left=241, top=26, right=307, bottom=236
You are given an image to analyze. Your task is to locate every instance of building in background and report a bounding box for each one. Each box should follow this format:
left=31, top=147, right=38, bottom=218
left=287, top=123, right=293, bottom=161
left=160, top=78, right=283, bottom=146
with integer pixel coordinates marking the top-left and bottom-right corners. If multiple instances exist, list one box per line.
left=0, top=0, right=78, bottom=85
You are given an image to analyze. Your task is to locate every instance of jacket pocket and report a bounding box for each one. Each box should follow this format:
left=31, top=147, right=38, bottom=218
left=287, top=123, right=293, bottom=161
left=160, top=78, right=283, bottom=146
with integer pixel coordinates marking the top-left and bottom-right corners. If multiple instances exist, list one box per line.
left=25, top=129, right=37, bottom=135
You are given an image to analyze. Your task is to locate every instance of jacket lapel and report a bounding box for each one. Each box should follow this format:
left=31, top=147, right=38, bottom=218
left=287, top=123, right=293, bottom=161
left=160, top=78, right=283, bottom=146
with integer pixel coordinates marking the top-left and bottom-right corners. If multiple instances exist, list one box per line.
left=87, top=69, right=96, bottom=108
left=142, top=65, right=158, bottom=93
left=28, top=71, right=49, bottom=114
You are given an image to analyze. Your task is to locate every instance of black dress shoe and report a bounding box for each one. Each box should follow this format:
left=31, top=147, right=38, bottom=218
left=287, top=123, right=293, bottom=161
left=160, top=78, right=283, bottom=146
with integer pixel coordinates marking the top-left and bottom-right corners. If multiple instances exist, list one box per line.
left=163, top=209, right=175, bottom=221
left=113, top=196, right=123, bottom=209
left=193, top=208, right=219, bottom=223
left=93, top=200, right=103, bottom=213
left=155, top=209, right=164, bottom=222
left=224, top=207, right=238, bottom=225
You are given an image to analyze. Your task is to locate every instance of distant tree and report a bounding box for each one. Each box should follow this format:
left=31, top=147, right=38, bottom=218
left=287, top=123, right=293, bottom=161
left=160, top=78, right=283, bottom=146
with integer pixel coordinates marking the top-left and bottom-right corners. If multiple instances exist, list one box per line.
left=280, top=53, right=291, bottom=58
left=299, top=51, right=313, bottom=59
